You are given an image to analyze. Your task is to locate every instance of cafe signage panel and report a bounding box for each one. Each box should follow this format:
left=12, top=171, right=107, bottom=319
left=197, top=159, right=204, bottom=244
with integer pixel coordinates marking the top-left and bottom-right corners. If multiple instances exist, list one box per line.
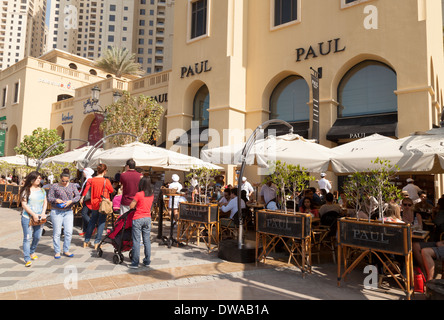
left=179, top=202, right=218, bottom=223
left=338, top=218, right=411, bottom=255
left=256, top=210, right=311, bottom=239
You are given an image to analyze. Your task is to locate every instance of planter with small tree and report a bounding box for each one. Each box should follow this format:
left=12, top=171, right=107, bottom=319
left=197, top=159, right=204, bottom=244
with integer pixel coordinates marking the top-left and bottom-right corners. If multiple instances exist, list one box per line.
left=337, top=158, right=414, bottom=299
left=176, top=167, right=222, bottom=252
left=255, top=160, right=315, bottom=274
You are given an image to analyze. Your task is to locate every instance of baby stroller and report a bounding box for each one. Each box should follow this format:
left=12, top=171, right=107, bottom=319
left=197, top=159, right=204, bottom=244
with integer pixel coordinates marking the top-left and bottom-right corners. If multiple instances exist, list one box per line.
left=97, top=209, right=135, bottom=264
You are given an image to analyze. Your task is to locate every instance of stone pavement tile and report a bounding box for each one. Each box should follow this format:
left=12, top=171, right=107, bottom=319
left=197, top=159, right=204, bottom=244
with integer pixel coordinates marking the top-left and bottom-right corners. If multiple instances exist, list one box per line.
left=87, top=277, right=118, bottom=293
left=68, top=279, right=96, bottom=297
left=41, top=283, right=72, bottom=300
left=0, top=290, right=16, bottom=300
left=108, top=273, right=139, bottom=289
left=137, top=287, right=179, bottom=300
left=15, top=287, right=45, bottom=300
left=129, top=268, right=175, bottom=284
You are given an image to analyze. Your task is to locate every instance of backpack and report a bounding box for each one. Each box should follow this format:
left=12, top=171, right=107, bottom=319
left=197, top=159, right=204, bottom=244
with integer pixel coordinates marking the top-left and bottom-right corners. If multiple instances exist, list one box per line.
left=413, top=266, right=426, bottom=293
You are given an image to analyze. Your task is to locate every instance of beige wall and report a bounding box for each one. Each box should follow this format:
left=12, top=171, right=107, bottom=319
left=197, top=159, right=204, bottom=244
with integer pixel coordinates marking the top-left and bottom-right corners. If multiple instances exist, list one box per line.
left=0, top=55, right=104, bottom=155
left=165, top=0, right=444, bottom=187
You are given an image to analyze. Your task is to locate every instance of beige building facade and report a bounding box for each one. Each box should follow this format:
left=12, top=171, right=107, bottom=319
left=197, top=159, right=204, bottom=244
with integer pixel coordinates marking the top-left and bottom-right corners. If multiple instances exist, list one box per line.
left=165, top=0, right=444, bottom=192
left=1, top=0, right=444, bottom=198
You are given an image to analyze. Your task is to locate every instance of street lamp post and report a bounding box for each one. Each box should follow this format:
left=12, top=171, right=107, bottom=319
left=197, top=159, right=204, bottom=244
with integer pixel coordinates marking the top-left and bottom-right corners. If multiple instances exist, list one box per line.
left=218, top=119, right=294, bottom=263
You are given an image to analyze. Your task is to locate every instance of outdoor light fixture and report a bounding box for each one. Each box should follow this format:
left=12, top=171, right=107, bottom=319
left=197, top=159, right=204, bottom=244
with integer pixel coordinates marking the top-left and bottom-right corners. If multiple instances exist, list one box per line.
left=91, top=85, right=101, bottom=103
left=113, top=91, right=122, bottom=103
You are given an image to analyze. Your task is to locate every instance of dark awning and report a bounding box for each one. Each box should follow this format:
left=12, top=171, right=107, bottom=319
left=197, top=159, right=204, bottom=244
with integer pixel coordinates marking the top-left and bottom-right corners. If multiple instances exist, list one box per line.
left=327, top=113, right=397, bottom=142
left=265, top=121, right=309, bottom=138
left=173, top=126, right=209, bottom=146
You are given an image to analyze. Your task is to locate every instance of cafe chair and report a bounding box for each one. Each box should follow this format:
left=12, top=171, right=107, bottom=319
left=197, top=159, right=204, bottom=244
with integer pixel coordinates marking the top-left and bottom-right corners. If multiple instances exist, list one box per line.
left=0, top=184, right=6, bottom=205
left=312, top=211, right=340, bottom=263
left=220, top=217, right=238, bottom=240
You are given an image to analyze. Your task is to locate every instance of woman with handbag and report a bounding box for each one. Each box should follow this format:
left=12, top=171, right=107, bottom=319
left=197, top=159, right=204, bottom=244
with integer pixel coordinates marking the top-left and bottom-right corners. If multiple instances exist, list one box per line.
left=47, top=169, right=80, bottom=259
left=83, top=164, right=114, bottom=249
left=20, top=171, right=47, bottom=267
left=79, top=167, right=94, bottom=236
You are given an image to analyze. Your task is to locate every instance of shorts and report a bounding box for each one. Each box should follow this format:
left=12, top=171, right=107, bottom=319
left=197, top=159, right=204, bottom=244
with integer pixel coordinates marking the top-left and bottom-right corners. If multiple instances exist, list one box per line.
left=420, top=242, right=444, bottom=260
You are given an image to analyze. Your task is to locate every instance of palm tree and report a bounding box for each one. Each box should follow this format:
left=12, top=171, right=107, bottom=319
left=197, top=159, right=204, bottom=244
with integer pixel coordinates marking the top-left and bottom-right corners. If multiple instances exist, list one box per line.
left=95, top=47, right=144, bottom=78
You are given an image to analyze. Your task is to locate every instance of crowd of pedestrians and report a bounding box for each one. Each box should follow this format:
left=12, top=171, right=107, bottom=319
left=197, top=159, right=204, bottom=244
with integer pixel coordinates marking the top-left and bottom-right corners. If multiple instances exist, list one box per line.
left=19, top=159, right=154, bottom=269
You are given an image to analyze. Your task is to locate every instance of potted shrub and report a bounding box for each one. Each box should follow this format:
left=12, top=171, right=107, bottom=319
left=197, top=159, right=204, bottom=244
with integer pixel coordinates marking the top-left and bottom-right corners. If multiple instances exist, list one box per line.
left=265, top=160, right=314, bottom=213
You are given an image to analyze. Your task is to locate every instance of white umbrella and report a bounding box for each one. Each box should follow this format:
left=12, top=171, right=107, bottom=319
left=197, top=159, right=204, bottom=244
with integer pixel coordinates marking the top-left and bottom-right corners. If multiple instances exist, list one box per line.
left=330, top=131, right=444, bottom=174
left=0, top=155, right=37, bottom=166
left=331, top=133, right=395, bottom=154
left=201, top=133, right=336, bottom=173
left=88, top=141, right=223, bottom=171
left=42, top=146, right=103, bottom=167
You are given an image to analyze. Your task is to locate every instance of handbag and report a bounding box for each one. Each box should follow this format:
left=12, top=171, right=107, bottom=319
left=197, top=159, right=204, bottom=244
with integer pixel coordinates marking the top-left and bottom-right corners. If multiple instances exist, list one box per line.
left=29, top=216, right=47, bottom=227
left=99, top=178, right=113, bottom=215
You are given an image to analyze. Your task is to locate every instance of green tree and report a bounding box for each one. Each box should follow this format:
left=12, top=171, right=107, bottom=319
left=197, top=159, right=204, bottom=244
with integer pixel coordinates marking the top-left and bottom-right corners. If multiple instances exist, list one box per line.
left=266, top=160, right=314, bottom=213
left=343, top=158, right=401, bottom=222
left=14, top=128, right=65, bottom=166
left=95, top=47, right=144, bottom=78
left=186, top=167, right=221, bottom=204
left=100, top=91, right=165, bottom=145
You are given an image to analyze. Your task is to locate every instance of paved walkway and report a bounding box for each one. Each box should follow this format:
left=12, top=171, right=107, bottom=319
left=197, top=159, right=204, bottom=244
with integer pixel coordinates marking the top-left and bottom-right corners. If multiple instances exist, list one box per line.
left=0, top=207, right=433, bottom=301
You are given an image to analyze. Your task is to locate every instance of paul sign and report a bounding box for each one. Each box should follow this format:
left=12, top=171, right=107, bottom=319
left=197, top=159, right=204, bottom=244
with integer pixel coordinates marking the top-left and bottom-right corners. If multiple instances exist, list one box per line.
left=180, top=60, right=212, bottom=78
left=296, top=38, right=346, bottom=62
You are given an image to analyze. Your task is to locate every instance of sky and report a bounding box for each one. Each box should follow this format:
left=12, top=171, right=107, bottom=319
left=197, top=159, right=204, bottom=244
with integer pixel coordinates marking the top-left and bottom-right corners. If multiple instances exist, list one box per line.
left=46, top=0, right=51, bottom=26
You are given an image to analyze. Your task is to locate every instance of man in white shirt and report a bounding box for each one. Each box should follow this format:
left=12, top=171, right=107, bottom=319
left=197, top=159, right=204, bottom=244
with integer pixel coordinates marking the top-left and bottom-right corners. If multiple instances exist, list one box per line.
left=241, top=177, right=254, bottom=200
left=220, top=188, right=246, bottom=219
left=318, top=173, right=332, bottom=193
left=218, top=188, right=231, bottom=206
left=260, top=180, right=277, bottom=206
left=402, top=178, right=422, bottom=203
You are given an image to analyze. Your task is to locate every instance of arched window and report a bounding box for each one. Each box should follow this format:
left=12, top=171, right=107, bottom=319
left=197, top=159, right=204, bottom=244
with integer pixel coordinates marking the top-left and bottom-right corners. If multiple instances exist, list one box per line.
left=338, top=60, right=397, bottom=118
left=68, top=63, right=78, bottom=70
left=193, top=85, right=210, bottom=127
left=270, top=76, right=309, bottom=122
left=89, top=69, right=97, bottom=75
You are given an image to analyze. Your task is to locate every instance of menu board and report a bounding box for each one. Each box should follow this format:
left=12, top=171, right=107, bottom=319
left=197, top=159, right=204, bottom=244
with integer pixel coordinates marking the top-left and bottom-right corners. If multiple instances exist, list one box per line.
left=338, top=218, right=411, bottom=255
left=256, top=210, right=311, bottom=239
left=179, top=203, right=218, bottom=223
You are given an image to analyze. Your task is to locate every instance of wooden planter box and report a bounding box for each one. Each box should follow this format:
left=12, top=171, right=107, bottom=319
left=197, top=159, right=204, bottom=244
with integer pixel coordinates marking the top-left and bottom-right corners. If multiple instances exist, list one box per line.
left=177, top=202, right=219, bottom=252
left=337, top=217, right=414, bottom=299
left=255, top=209, right=312, bottom=276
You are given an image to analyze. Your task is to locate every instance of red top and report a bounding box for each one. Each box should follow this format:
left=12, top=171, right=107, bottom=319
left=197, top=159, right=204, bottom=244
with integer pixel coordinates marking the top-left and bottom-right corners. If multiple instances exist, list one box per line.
left=132, top=191, right=154, bottom=220
left=82, top=177, right=114, bottom=211
left=120, top=170, right=143, bottom=206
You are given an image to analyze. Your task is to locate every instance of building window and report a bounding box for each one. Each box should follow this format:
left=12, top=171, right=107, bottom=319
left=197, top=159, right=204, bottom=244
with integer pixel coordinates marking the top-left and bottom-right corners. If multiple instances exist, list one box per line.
left=1, top=87, right=7, bottom=107
left=273, top=0, right=299, bottom=27
left=193, top=85, right=210, bottom=127
left=341, top=0, right=370, bottom=9
left=13, top=82, right=19, bottom=104
left=190, top=0, right=208, bottom=40
left=270, top=76, right=309, bottom=122
left=337, top=60, right=397, bottom=118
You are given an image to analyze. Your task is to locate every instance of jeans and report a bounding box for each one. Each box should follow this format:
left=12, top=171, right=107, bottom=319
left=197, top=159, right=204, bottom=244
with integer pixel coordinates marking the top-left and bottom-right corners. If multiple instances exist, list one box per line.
left=131, top=217, right=151, bottom=266
left=84, top=210, right=107, bottom=244
left=21, top=215, right=43, bottom=263
left=51, top=209, right=73, bottom=254
left=81, top=204, right=91, bottom=232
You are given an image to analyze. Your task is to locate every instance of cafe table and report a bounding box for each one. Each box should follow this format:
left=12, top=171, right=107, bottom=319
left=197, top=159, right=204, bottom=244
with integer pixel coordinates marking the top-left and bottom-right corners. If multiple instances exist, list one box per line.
left=412, top=229, right=430, bottom=242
